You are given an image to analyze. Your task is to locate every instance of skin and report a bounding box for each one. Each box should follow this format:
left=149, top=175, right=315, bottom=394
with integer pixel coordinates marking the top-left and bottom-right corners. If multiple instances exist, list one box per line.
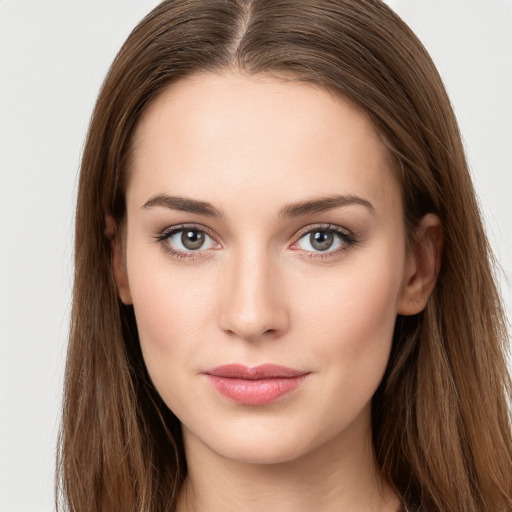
left=111, top=72, right=442, bottom=512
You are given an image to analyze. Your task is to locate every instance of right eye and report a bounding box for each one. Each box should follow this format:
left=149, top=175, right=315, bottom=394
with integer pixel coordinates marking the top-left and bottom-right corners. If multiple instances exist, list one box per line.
left=156, top=226, right=219, bottom=257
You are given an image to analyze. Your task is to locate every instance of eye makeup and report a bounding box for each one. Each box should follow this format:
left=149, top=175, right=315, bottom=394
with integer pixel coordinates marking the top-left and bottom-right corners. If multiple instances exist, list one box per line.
left=290, top=223, right=359, bottom=260
left=154, top=221, right=360, bottom=262
left=154, top=223, right=221, bottom=260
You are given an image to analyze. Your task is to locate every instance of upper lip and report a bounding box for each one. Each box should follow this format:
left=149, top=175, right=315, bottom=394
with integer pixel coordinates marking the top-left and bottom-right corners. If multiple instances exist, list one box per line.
left=204, top=364, right=308, bottom=380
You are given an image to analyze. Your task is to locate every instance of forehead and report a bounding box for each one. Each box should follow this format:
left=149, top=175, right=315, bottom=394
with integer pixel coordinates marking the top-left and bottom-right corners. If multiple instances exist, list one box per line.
left=127, top=72, right=401, bottom=215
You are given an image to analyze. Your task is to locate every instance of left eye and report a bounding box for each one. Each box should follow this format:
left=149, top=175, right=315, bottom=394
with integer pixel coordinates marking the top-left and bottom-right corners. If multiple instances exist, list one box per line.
left=295, top=229, right=348, bottom=252
left=165, top=228, right=217, bottom=252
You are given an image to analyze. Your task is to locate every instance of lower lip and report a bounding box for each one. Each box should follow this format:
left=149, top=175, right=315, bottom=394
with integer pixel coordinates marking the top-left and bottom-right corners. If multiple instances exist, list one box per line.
left=206, top=375, right=308, bottom=406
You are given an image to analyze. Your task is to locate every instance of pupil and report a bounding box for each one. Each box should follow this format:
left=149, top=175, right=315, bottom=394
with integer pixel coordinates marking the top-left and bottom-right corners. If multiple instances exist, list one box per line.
left=311, top=231, right=333, bottom=251
left=182, top=230, right=205, bottom=250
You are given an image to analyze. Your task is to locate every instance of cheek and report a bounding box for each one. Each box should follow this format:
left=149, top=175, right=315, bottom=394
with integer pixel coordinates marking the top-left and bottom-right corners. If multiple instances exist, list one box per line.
left=126, top=250, right=218, bottom=382
left=293, top=250, right=404, bottom=397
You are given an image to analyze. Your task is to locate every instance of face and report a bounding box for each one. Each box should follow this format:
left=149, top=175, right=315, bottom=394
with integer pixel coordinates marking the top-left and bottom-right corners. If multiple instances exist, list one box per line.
left=116, top=72, right=418, bottom=465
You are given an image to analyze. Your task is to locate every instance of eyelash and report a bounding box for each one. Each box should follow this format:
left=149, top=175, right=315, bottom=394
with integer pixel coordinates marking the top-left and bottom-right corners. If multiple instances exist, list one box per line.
left=154, top=223, right=358, bottom=261
left=291, top=224, right=358, bottom=260
left=154, top=224, right=219, bottom=260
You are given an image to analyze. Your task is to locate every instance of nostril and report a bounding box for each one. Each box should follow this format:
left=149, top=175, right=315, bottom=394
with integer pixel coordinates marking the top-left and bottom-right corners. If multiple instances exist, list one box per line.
left=220, top=311, right=288, bottom=343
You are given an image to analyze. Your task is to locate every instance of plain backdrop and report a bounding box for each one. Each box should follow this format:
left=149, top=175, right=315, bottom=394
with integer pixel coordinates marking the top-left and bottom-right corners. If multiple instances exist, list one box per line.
left=0, top=1, right=510, bottom=511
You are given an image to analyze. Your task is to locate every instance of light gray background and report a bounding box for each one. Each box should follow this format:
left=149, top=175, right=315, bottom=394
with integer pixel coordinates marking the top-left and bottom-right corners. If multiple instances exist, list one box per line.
left=0, top=1, right=510, bottom=511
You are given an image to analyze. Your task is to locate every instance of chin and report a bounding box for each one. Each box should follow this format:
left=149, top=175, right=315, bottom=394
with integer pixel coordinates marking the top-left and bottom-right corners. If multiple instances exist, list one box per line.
left=210, top=434, right=313, bottom=466
left=182, top=412, right=347, bottom=467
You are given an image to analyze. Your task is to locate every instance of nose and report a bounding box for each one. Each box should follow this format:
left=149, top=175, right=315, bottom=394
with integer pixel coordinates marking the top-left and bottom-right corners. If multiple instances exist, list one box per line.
left=218, top=247, right=289, bottom=343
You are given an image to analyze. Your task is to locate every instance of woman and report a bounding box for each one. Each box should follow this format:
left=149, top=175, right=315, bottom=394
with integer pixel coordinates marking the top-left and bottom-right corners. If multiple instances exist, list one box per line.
left=57, top=1, right=512, bottom=511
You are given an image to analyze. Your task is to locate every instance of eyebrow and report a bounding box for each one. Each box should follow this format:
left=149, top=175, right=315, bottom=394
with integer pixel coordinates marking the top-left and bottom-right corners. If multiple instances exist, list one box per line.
left=142, top=193, right=374, bottom=218
left=142, top=194, right=223, bottom=217
left=278, top=194, right=374, bottom=219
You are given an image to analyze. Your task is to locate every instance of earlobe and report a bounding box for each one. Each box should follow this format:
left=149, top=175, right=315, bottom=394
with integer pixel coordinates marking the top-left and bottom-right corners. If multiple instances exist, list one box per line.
left=397, top=213, right=443, bottom=316
left=105, top=214, right=133, bottom=305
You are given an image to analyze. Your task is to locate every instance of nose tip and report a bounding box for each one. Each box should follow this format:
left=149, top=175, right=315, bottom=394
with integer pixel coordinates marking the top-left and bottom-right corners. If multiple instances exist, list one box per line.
left=218, top=257, right=289, bottom=342
left=222, top=313, right=281, bottom=343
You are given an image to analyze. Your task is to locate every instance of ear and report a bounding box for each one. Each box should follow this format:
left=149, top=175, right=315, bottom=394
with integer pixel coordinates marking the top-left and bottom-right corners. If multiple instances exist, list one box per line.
left=105, top=214, right=133, bottom=305
left=397, top=213, right=443, bottom=316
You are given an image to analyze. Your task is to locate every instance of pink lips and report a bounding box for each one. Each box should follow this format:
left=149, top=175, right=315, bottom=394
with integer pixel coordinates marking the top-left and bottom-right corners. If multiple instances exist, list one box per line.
left=204, top=364, right=309, bottom=406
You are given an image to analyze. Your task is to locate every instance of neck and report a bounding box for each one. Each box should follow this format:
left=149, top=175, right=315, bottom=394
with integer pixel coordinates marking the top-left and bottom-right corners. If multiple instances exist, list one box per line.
left=176, top=407, right=400, bottom=512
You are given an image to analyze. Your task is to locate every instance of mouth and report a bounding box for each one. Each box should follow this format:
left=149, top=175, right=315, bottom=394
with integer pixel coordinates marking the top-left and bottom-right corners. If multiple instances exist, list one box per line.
left=203, top=364, right=310, bottom=406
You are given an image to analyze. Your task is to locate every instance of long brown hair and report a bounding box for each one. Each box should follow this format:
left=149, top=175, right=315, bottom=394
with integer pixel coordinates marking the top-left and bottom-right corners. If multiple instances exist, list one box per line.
left=58, top=1, right=512, bottom=510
